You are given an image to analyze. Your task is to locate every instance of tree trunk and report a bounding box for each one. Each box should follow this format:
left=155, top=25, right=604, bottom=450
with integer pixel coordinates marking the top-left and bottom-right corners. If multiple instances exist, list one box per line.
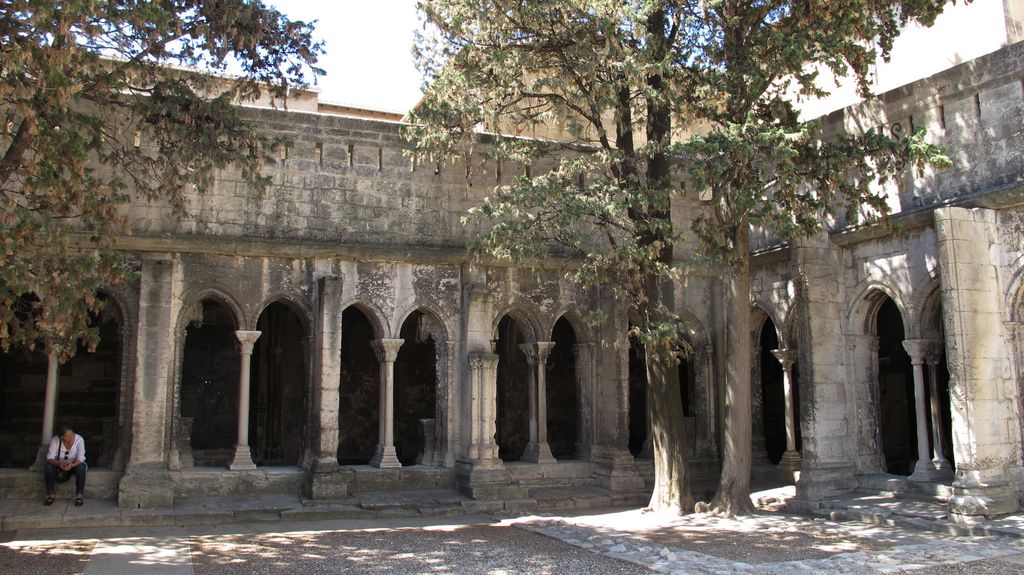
left=646, top=332, right=694, bottom=514
left=707, top=223, right=754, bottom=516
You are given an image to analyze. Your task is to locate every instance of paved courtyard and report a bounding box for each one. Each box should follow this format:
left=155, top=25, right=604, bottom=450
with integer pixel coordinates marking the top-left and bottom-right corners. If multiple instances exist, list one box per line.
left=3, top=509, right=1024, bottom=574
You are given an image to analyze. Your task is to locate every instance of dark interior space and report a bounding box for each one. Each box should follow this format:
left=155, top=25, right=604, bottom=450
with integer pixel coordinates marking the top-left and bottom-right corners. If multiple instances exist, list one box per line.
left=338, top=306, right=379, bottom=465
left=394, top=310, right=438, bottom=466
left=876, top=296, right=917, bottom=476
left=496, top=315, right=530, bottom=462
left=546, top=317, right=579, bottom=459
left=250, top=302, right=307, bottom=467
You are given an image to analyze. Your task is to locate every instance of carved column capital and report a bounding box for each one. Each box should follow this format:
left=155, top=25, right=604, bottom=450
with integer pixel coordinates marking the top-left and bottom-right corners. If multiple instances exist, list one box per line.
left=771, top=348, right=798, bottom=370
left=235, top=330, right=262, bottom=355
left=469, top=352, right=499, bottom=370
left=901, top=339, right=932, bottom=365
left=519, top=341, right=555, bottom=365
left=371, top=338, right=405, bottom=363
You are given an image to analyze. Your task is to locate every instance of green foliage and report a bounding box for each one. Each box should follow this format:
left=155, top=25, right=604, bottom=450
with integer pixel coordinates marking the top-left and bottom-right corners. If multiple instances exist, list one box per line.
left=407, top=0, right=951, bottom=338
left=0, top=1, right=322, bottom=358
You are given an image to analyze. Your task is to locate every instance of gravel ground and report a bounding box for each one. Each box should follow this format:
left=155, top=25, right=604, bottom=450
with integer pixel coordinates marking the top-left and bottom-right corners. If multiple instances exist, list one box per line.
left=0, top=537, right=95, bottom=575
left=189, top=524, right=651, bottom=575
left=638, top=519, right=893, bottom=563
left=896, top=559, right=1024, bottom=574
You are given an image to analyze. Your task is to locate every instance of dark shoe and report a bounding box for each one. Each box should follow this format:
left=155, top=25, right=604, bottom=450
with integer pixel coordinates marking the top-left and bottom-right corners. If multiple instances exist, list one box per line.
left=74, top=496, right=84, bottom=507
left=43, top=495, right=55, bottom=506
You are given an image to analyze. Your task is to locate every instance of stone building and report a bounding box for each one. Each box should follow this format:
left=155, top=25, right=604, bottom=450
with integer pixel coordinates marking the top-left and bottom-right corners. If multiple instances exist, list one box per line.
left=1, top=1, right=1023, bottom=523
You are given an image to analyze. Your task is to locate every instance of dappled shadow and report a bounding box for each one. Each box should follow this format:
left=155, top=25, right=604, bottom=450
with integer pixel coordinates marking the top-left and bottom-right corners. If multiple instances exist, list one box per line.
left=188, top=524, right=648, bottom=575
left=511, top=508, right=960, bottom=567
left=0, top=538, right=95, bottom=575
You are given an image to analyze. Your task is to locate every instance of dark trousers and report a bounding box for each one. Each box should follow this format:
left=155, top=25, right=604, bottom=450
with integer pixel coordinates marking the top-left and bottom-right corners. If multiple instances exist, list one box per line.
left=44, top=462, right=87, bottom=494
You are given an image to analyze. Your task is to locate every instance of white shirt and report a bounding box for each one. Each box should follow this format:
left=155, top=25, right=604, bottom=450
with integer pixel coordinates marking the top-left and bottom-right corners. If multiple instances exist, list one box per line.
left=47, top=434, right=86, bottom=464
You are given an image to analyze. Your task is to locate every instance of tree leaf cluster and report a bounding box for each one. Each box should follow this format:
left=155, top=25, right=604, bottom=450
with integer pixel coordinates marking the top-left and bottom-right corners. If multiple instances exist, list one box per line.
left=0, top=0, right=322, bottom=358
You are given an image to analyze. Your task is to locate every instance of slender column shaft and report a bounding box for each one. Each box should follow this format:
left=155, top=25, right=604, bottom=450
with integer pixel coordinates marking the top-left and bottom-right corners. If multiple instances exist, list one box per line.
left=41, top=352, right=60, bottom=444
left=30, top=351, right=62, bottom=471
left=370, top=338, right=404, bottom=468
left=781, top=361, right=797, bottom=453
left=520, top=342, right=556, bottom=463
left=771, top=348, right=801, bottom=472
left=229, top=330, right=261, bottom=471
left=903, top=339, right=934, bottom=480
left=925, top=348, right=952, bottom=471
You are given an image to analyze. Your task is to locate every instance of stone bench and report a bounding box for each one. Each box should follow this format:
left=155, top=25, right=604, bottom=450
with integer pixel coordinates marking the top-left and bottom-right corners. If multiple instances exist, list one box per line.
left=0, top=468, right=121, bottom=500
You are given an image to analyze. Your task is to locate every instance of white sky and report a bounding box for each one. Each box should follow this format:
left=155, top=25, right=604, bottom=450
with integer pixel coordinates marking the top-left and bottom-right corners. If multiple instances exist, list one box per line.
left=267, top=1, right=425, bottom=113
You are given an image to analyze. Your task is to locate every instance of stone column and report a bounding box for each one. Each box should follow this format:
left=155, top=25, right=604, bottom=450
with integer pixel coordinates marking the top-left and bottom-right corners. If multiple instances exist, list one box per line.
left=790, top=233, right=856, bottom=506
left=30, top=350, right=61, bottom=471
left=924, top=340, right=953, bottom=476
left=574, top=342, right=595, bottom=460
left=118, top=256, right=177, bottom=508
left=935, top=207, right=1021, bottom=520
left=369, top=338, right=404, bottom=468
left=520, top=341, right=557, bottom=464
left=310, top=277, right=342, bottom=466
left=466, top=351, right=501, bottom=467
left=772, top=348, right=802, bottom=472
left=228, top=330, right=261, bottom=470
left=902, top=339, right=933, bottom=481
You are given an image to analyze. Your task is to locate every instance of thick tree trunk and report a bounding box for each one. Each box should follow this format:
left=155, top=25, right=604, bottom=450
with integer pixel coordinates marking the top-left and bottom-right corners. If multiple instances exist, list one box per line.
left=707, top=224, right=754, bottom=516
left=646, top=336, right=694, bottom=514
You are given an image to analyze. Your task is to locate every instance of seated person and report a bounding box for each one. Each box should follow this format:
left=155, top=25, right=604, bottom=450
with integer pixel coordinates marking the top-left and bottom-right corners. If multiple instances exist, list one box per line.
left=43, top=425, right=87, bottom=506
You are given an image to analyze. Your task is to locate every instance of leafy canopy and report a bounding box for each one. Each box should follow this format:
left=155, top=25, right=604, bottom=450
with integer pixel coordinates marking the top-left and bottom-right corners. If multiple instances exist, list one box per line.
left=0, top=0, right=322, bottom=357
left=407, top=0, right=951, bottom=334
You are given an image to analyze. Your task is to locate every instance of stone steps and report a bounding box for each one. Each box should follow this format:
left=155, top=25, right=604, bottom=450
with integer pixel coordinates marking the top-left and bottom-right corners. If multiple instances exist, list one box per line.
left=0, top=485, right=653, bottom=531
left=816, top=473, right=957, bottom=532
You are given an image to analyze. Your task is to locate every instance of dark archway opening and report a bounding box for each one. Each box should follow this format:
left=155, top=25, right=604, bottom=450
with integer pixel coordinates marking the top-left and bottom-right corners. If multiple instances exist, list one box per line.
left=338, top=306, right=379, bottom=465
left=250, top=302, right=307, bottom=467
left=679, top=352, right=695, bottom=418
left=58, top=296, right=123, bottom=468
left=0, top=345, right=47, bottom=467
left=495, top=315, right=530, bottom=462
left=876, top=297, right=917, bottom=476
left=0, top=295, right=124, bottom=468
left=760, top=320, right=786, bottom=464
left=394, top=310, right=438, bottom=466
left=181, top=299, right=239, bottom=467
left=547, top=317, right=579, bottom=459
left=627, top=333, right=648, bottom=457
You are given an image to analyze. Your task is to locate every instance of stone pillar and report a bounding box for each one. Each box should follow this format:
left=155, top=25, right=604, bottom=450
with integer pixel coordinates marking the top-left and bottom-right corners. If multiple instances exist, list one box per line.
left=465, top=352, right=501, bottom=467
left=30, top=351, right=61, bottom=471
left=119, top=256, right=177, bottom=508
left=369, top=338, right=404, bottom=468
left=790, top=233, right=856, bottom=507
left=228, top=330, right=261, bottom=471
left=589, top=301, right=644, bottom=492
left=935, top=207, right=1022, bottom=520
left=305, top=276, right=349, bottom=499
left=521, top=342, right=557, bottom=464
left=574, top=342, right=595, bottom=460
left=902, top=339, right=934, bottom=481
left=924, top=340, right=953, bottom=476
left=772, top=348, right=802, bottom=472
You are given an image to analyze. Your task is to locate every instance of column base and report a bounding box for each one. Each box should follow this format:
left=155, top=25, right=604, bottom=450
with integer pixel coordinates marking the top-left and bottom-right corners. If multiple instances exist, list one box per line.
left=118, top=467, right=174, bottom=508
left=369, top=444, right=402, bottom=469
left=455, top=461, right=524, bottom=499
left=792, top=462, right=855, bottom=513
left=589, top=445, right=645, bottom=492
left=948, top=483, right=1020, bottom=522
left=909, top=459, right=948, bottom=482
left=227, top=444, right=257, bottom=471
left=777, top=450, right=803, bottom=472
left=521, top=441, right=556, bottom=464
left=29, top=444, right=48, bottom=472
left=303, top=460, right=352, bottom=500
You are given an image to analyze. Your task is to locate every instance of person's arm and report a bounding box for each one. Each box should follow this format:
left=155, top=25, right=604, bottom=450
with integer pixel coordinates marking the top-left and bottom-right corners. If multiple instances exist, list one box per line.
left=45, top=437, right=58, bottom=466
left=73, top=437, right=85, bottom=467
